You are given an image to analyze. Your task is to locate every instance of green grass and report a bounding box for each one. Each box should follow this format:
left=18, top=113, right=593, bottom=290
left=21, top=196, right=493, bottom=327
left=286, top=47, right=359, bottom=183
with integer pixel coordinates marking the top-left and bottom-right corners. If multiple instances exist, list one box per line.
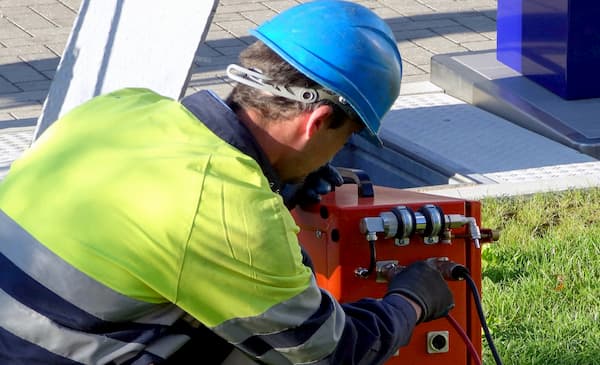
left=480, top=188, right=600, bottom=365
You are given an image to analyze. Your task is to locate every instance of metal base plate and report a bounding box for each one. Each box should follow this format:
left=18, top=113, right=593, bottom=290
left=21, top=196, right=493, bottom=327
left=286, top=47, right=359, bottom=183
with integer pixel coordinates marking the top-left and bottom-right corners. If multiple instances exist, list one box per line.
left=431, top=50, right=600, bottom=158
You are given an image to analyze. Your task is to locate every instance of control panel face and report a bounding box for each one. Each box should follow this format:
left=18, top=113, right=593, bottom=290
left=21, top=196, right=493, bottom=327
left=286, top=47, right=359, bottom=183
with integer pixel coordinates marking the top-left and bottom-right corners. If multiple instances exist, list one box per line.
left=292, top=184, right=486, bottom=365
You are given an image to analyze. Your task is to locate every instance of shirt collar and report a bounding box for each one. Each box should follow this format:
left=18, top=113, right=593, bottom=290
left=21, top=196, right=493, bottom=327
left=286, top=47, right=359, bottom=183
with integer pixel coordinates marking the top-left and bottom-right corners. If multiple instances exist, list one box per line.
left=180, top=90, right=283, bottom=193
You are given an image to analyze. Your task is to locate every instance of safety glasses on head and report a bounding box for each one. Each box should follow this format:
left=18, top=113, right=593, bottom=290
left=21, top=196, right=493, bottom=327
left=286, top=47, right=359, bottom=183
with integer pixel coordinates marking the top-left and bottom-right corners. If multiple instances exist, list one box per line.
left=226, top=64, right=360, bottom=123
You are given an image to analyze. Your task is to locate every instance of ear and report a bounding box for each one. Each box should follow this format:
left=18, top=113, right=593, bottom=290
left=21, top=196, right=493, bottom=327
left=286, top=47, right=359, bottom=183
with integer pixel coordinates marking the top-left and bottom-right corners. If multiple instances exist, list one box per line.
left=304, top=104, right=334, bottom=139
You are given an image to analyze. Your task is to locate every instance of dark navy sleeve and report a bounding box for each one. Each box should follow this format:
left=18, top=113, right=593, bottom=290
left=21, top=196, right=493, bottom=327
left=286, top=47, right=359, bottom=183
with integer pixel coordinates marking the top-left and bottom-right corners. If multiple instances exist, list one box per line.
left=332, top=295, right=417, bottom=364
left=300, top=246, right=417, bottom=364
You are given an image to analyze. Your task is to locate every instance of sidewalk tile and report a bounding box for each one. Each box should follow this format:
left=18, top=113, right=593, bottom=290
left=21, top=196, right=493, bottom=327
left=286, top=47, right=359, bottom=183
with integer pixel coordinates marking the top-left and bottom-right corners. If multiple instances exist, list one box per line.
left=0, top=76, right=19, bottom=94
left=0, top=62, right=47, bottom=83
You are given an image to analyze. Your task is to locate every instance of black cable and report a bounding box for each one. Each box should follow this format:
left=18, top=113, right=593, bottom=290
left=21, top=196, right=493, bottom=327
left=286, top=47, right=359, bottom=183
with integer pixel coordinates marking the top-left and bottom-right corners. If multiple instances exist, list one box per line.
left=355, top=239, right=377, bottom=278
left=463, top=272, right=503, bottom=365
left=365, top=239, right=376, bottom=277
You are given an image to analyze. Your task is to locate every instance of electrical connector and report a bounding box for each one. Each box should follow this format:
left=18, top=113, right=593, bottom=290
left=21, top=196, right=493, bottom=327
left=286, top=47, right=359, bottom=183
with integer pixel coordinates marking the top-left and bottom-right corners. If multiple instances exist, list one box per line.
left=426, top=257, right=470, bottom=280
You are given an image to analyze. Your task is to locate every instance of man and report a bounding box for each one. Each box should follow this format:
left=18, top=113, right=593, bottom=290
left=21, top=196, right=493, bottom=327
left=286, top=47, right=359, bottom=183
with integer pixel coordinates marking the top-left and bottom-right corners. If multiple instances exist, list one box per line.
left=0, top=1, right=454, bottom=364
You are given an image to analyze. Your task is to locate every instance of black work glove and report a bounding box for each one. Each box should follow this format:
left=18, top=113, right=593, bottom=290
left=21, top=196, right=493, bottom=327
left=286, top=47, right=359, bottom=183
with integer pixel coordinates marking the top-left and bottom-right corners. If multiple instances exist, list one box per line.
left=281, top=164, right=344, bottom=210
left=386, top=261, right=455, bottom=323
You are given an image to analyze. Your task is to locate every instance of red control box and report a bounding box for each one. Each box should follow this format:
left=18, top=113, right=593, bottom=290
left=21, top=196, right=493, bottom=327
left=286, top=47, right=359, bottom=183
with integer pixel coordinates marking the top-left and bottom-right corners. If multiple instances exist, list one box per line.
left=292, top=182, right=490, bottom=365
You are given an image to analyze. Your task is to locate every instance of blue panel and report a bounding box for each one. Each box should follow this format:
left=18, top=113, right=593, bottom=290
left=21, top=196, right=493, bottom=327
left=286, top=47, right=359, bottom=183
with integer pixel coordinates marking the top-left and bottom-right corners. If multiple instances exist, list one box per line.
left=566, top=2, right=600, bottom=99
left=521, top=0, right=569, bottom=98
left=497, top=0, right=600, bottom=100
left=496, top=0, right=523, bottom=72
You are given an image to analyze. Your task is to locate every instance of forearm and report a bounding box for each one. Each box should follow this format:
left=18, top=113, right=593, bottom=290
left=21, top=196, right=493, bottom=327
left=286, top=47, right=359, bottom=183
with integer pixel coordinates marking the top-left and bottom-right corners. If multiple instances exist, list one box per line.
left=204, top=285, right=419, bottom=365
left=388, top=293, right=422, bottom=322
left=323, top=294, right=418, bottom=365
left=296, top=248, right=421, bottom=364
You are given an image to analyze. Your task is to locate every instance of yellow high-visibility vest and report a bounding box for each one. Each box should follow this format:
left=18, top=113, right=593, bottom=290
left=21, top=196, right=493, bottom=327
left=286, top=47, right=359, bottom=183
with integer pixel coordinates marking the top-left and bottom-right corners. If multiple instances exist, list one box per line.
left=0, top=88, right=312, bottom=328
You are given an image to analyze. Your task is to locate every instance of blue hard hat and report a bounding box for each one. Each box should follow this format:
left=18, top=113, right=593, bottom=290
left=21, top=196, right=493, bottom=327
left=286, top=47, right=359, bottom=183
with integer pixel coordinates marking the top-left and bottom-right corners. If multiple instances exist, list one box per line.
left=250, top=0, right=402, bottom=146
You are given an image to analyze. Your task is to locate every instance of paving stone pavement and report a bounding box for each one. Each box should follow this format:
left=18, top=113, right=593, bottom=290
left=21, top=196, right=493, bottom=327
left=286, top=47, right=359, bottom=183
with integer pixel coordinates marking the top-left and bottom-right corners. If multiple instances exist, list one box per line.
left=0, top=0, right=498, bottom=126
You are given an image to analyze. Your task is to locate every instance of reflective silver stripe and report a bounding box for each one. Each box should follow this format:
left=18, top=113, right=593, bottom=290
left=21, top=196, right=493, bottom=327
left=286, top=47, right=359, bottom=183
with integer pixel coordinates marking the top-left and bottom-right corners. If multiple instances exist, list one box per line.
left=214, top=277, right=345, bottom=364
left=0, top=288, right=144, bottom=364
left=0, top=209, right=181, bottom=324
left=278, top=292, right=344, bottom=363
left=134, top=304, right=184, bottom=327
left=222, top=348, right=262, bottom=365
left=144, top=334, right=191, bottom=359
left=259, top=291, right=345, bottom=364
left=212, top=276, right=324, bottom=342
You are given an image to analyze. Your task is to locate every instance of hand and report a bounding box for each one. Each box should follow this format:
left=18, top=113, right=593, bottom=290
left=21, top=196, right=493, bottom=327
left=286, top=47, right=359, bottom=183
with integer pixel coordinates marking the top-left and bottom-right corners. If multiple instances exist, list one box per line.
left=385, top=261, right=455, bottom=323
left=281, top=164, right=344, bottom=209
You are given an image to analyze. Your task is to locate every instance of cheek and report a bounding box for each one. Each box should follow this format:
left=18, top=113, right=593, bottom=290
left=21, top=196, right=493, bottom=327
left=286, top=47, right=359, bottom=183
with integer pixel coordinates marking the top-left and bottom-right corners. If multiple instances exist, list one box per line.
left=329, top=130, right=354, bottom=156
left=326, top=144, right=343, bottom=162
left=319, top=140, right=344, bottom=163
left=303, top=129, right=354, bottom=175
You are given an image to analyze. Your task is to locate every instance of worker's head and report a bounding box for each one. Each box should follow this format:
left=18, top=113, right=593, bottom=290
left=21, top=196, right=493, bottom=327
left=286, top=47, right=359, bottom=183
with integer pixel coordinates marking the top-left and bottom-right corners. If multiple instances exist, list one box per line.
left=226, top=0, right=402, bottom=182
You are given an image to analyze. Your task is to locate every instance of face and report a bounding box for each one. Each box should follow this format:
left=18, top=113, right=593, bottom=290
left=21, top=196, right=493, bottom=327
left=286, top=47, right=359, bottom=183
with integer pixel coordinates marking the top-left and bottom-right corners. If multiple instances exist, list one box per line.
left=279, top=116, right=363, bottom=183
